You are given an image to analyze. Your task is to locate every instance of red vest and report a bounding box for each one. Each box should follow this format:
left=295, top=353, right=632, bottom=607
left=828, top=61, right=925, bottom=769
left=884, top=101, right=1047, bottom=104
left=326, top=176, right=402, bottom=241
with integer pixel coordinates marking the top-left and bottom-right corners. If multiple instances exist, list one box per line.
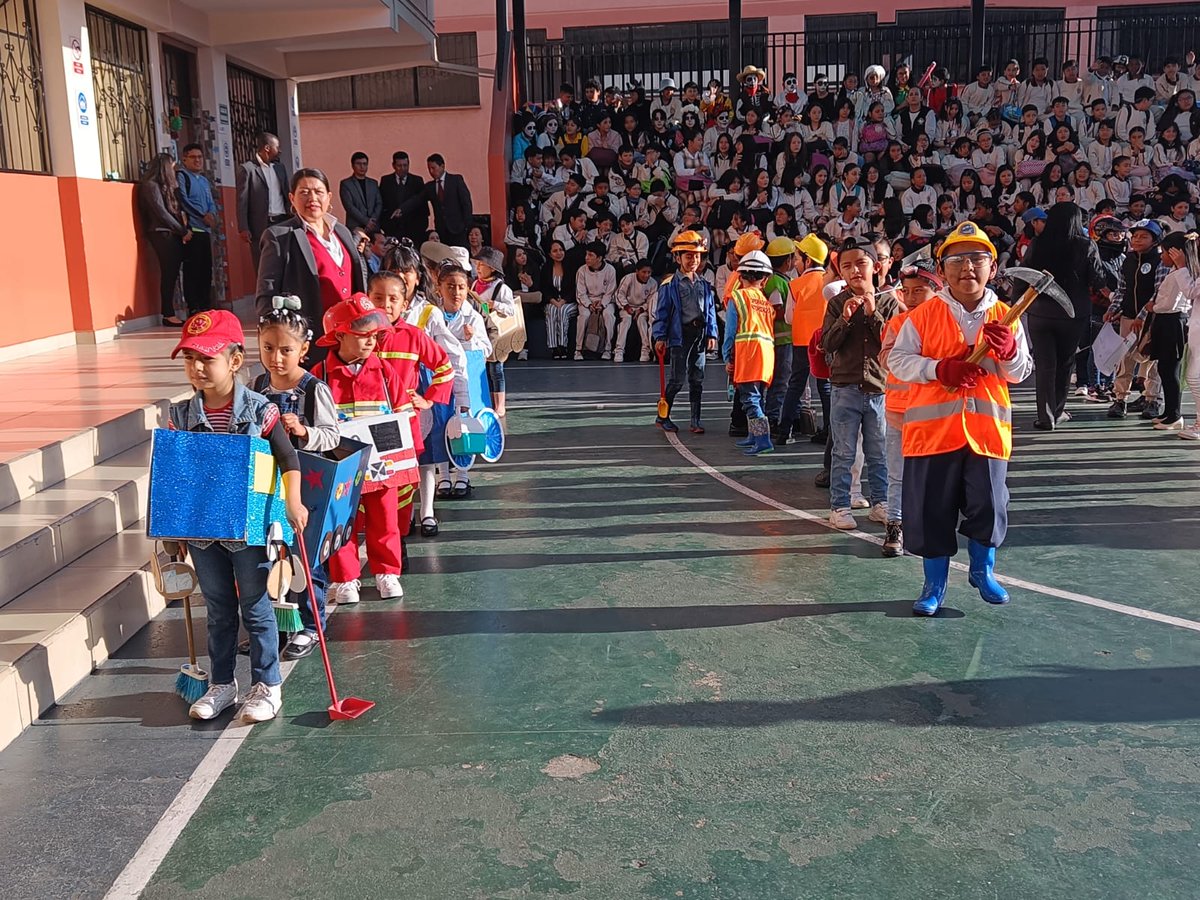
left=306, top=230, right=353, bottom=313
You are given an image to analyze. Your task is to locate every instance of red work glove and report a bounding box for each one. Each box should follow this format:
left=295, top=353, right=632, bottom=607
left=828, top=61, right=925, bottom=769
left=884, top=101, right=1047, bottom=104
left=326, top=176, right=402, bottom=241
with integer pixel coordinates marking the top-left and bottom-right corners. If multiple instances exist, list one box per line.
left=980, top=321, right=1018, bottom=360
left=935, top=355, right=988, bottom=389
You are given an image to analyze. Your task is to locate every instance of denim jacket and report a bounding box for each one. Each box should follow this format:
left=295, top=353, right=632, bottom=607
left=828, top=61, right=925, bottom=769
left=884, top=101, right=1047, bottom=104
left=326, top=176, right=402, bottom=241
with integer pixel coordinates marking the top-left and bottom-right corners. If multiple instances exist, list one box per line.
left=168, top=381, right=276, bottom=435
left=652, top=273, right=718, bottom=348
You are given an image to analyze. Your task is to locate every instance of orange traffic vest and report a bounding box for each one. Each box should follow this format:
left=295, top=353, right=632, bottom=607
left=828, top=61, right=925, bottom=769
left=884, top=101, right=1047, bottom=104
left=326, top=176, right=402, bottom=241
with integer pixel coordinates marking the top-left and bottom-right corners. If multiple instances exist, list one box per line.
left=787, top=268, right=827, bottom=347
left=730, top=287, right=776, bottom=385
left=883, top=312, right=911, bottom=415
left=723, top=271, right=740, bottom=305
left=901, top=297, right=1013, bottom=460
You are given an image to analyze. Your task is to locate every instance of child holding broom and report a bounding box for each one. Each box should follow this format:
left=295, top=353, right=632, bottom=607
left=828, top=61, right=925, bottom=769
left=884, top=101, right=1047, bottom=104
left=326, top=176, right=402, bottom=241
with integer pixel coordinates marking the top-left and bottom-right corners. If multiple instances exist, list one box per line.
left=252, top=297, right=341, bottom=660
left=167, top=310, right=307, bottom=723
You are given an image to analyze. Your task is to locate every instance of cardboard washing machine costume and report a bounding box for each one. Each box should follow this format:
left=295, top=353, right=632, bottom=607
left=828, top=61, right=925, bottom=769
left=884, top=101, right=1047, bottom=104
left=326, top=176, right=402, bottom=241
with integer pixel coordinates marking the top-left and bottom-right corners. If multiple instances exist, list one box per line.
left=885, top=222, right=1034, bottom=616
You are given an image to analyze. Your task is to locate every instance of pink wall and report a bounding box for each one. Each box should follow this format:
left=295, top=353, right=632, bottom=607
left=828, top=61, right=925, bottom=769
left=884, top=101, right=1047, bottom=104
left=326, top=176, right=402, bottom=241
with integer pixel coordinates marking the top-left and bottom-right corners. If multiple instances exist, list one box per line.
left=299, top=106, right=492, bottom=219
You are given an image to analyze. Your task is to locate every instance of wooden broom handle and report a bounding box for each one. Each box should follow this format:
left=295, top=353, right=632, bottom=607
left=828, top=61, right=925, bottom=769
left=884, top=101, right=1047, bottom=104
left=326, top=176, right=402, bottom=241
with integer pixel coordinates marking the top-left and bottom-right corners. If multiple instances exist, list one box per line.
left=963, top=283, right=1041, bottom=365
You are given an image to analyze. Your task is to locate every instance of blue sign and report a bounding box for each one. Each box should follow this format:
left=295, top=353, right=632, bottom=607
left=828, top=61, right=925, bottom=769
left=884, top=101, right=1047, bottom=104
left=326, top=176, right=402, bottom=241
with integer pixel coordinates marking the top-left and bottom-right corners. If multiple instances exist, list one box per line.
left=79, top=115, right=88, bottom=126
left=77, top=92, right=87, bottom=113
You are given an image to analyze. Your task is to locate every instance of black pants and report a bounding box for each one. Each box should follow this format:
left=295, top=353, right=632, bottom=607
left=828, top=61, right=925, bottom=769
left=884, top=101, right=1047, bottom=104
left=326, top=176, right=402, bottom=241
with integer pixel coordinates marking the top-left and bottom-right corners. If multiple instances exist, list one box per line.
left=903, top=447, right=1009, bottom=558
left=665, top=322, right=706, bottom=417
left=1027, top=315, right=1078, bottom=425
left=181, top=231, right=213, bottom=313
left=148, top=231, right=184, bottom=318
left=1150, top=312, right=1187, bottom=421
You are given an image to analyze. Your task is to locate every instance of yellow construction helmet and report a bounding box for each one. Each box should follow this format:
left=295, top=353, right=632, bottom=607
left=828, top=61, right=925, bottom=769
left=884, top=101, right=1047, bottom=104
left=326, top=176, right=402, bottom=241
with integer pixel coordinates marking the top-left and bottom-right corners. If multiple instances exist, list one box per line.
left=795, top=233, right=829, bottom=266
left=765, top=236, right=796, bottom=258
left=670, top=230, right=708, bottom=253
left=732, top=232, right=765, bottom=257
left=937, top=222, right=997, bottom=260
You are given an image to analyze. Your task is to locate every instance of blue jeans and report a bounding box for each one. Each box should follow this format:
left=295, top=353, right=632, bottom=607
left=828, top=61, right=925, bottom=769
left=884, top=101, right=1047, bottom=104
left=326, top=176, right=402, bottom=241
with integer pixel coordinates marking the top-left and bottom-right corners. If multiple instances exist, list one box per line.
left=486, top=360, right=506, bottom=394
left=764, top=343, right=792, bottom=422
left=829, top=385, right=888, bottom=511
left=189, top=542, right=281, bottom=686
left=738, top=381, right=767, bottom=420
left=886, top=422, right=904, bottom=522
left=297, top=576, right=327, bottom=635
left=778, top=344, right=812, bottom=432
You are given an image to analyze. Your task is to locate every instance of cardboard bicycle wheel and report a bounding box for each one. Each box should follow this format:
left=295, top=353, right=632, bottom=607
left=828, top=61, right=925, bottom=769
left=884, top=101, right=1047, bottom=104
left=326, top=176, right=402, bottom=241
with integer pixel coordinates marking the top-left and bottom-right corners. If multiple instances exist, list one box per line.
left=445, top=430, right=476, bottom=471
left=477, top=408, right=505, bottom=463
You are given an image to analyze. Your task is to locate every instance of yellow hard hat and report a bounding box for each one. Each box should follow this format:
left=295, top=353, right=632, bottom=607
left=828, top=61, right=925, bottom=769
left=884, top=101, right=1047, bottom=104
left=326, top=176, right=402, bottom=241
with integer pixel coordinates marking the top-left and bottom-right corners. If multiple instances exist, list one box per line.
left=732, top=232, right=765, bottom=257
left=796, top=234, right=829, bottom=266
left=765, top=236, right=796, bottom=258
left=670, top=230, right=708, bottom=253
left=937, top=222, right=997, bottom=260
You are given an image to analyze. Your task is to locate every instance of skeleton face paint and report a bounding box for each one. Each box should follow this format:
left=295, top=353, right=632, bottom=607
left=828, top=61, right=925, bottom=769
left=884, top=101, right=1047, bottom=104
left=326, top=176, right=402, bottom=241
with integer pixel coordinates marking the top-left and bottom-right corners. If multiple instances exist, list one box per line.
left=523, top=122, right=536, bottom=138
left=745, top=75, right=760, bottom=90
left=717, top=112, right=730, bottom=127
left=784, top=77, right=797, bottom=90
left=545, top=118, right=559, bottom=135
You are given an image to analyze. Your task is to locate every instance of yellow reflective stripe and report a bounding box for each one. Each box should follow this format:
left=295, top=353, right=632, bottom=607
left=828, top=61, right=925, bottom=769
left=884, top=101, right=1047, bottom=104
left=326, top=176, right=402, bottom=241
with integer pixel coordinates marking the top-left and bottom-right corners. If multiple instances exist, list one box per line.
left=888, top=382, right=910, bottom=391
left=377, top=350, right=419, bottom=361
left=904, top=397, right=1011, bottom=425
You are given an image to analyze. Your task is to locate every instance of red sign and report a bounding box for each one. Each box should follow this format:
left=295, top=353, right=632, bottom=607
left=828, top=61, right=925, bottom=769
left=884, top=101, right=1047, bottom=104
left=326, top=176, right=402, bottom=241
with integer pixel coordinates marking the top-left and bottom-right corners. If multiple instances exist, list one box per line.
left=73, top=61, right=84, bottom=74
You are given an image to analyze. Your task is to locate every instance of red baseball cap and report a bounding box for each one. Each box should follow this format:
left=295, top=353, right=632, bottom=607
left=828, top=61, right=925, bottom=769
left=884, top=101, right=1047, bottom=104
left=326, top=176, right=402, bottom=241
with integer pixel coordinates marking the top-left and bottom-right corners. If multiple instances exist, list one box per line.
left=171, top=310, right=246, bottom=359
left=315, top=294, right=393, bottom=347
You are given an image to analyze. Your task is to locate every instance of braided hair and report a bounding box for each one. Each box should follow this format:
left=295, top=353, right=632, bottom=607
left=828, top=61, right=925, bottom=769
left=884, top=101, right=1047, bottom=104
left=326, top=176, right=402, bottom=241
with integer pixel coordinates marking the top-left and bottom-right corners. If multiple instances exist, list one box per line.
left=258, top=294, right=312, bottom=342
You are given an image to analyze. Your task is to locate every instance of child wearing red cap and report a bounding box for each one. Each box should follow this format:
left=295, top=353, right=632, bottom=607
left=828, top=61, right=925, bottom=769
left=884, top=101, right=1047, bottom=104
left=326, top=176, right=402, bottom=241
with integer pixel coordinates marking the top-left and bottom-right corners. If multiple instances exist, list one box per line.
left=167, top=310, right=307, bottom=723
left=311, top=289, right=451, bottom=604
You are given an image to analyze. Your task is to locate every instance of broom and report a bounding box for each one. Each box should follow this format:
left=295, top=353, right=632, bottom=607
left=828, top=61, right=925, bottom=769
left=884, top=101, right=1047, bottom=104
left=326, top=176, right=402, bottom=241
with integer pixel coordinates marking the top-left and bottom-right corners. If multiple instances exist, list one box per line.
left=176, top=592, right=210, bottom=703
left=656, top=345, right=669, bottom=418
left=268, top=546, right=305, bottom=634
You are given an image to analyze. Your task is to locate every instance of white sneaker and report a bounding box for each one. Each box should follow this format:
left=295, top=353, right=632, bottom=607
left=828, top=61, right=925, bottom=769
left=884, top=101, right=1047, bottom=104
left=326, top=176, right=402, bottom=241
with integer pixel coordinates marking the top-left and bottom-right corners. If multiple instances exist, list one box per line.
left=189, top=681, right=238, bottom=720
left=829, top=508, right=856, bottom=530
left=328, top=580, right=360, bottom=604
left=377, top=574, right=404, bottom=600
left=238, top=682, right=282, bottom=723
left=867, top=502, right=888, bottom=524
left=601, top=351, right=612, bottom=360
left=639, top=353, right=651, bottom=362
left=517, top=350, right=528, bottom=361
left=613, top=355, right=624, bottom=363
left=1074, top=386, right=1088, bottom=396
left=1178, top=423, right=1200, bottom=441
left=573, top=351, right=584, bottom=361
left=850, top=496, right=870, bottom=510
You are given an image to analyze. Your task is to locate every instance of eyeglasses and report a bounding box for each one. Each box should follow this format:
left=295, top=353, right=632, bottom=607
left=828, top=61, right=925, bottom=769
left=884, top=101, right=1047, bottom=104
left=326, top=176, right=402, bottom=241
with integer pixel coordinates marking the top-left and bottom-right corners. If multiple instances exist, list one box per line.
left=942, top=251, right=993, bottom=271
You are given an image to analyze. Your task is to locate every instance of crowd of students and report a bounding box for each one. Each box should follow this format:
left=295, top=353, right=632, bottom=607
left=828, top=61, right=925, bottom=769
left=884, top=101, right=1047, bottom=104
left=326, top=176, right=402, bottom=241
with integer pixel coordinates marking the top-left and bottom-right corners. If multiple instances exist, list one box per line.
left=504, top=51, right=1200, bottom=364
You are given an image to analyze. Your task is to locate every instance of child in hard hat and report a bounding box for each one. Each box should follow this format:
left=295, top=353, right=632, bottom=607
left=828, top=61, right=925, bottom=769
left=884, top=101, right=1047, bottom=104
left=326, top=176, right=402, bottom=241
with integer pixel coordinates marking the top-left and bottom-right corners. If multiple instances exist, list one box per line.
left=763, top=237, right=797, bottom=428
left=774, top=234, right=830, bottom=444
left=723, top=250, right=778, bottom=455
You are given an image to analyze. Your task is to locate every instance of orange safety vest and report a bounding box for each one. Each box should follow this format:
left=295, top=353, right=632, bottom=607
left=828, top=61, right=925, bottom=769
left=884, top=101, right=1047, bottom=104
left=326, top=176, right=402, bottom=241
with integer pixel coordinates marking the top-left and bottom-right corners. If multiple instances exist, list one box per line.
left=787, top=268, right=827, bottom=347
left=730, top=287, right=776, bottom=385
left=723, top=271, right=741, bottom=306
left=883, top=312, right=911, bottom=415
left=901, top=297, right=1014, bottom=460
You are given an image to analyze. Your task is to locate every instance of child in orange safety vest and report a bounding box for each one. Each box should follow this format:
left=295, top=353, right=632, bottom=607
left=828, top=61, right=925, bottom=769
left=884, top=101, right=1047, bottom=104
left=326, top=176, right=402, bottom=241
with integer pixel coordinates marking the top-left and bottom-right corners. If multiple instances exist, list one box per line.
left=774, top=233, right=830, bottom=444
left=722, top=250, right=777, bottom=455
left=878, top=260, right=942, bottom=559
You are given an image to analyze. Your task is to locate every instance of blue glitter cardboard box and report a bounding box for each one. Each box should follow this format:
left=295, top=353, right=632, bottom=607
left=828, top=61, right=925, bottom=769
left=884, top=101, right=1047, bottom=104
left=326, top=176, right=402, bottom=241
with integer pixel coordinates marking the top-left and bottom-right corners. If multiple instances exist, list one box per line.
left=297, top=437, right=371, bottom=571
left=147, top=430, right=294, bottom=546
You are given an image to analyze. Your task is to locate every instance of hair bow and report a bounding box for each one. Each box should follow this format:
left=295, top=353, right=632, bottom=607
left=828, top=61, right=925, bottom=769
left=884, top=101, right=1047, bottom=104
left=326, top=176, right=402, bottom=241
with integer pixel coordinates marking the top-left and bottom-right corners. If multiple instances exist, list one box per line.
left=272, top=294, right=302, bottom=312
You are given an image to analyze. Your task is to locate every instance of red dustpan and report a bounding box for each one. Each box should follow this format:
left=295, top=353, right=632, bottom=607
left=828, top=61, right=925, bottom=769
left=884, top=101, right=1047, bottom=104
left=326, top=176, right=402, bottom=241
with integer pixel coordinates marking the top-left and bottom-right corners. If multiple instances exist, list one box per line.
left=296, top=540, right=375, bottom=720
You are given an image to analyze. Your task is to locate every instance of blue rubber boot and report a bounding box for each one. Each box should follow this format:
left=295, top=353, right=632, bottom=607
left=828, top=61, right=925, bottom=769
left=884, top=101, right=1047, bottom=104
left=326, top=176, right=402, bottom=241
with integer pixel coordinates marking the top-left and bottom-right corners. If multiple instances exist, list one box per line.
left=735, top=435, right=756, bottom=448
left=655, top=415, right=679, bottom=433
left=912, top=556, right=950, bottom=616
left=742, top=417, right=775, bottom=455
left=967, top=540, right=1010, bottom=604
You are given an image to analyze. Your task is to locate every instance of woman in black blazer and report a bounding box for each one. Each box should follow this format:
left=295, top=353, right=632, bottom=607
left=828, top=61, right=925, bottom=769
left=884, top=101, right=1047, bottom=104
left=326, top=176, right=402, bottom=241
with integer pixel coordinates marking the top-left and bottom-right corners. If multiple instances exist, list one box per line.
left=538, top=240, right=579, bottom=359
left=255, top=167, right=367, bottom=353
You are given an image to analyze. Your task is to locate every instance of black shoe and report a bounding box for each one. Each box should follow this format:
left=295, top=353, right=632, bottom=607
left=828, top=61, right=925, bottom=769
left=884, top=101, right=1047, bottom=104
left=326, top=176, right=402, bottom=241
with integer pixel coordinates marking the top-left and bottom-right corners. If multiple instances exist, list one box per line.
left=1128, top=395, right=1148, bottom=413
left=1107, top=399, right=1127, bottom=419
left=1033, top=420, right=1054, bottom=431
left=162, top=316, right=185, bottom=327
left=811, top=428, right=828, bottom=445
left=728, top=426, right=749, bottom=438
left=400, top=537, right=409, bottom=572
left=814, top=470, right=830, bottom=488
left=420, top=516, right=439, bottom=537
left=282, top=633, right=318, bottom=661
left=1140, top=402, right=1164, bottom=420
left=770, top=429, right=789, bottom=446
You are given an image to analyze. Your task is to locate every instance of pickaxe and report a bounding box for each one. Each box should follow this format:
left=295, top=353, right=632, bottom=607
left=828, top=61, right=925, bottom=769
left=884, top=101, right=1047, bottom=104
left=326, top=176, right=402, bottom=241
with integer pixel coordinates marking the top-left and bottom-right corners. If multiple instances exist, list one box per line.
left=962, top=267, right=1071, bottom=366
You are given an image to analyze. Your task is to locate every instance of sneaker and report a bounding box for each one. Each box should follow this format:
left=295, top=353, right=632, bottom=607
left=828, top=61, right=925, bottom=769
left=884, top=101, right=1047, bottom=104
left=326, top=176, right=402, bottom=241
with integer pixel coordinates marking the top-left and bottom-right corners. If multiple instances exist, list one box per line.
left=1127, top=395, right=1148, bottom=413
left=573, top=351, right=584, bottom=361
left=1074, top=386, right=1088, bottom=397
left=1140, top=402, right=1164, bottom=420
left=867, top=502, right=888, bottom=524
left=1106, top=399, right=1127, bottom=419
left=377, top=573, right=404, bottom=600
left=851, top=497, right=870, bottom=510
left=613, top=355, right=624, bottom=363
left=1154, top=417, right=1185, bottom=431
left=814, top=470, right=830, bottom=488
left=517, top=350, right=528, bottom=361
left=189, top=681, right=238, bottom=720
left=1178, top=423, right=1200, bottom=441
left=328, top=580, right=360, bottom=604
left=238, top=682, right=282, bottom=723
left=829, top=508, right=856, bottom=530
left=882, top=520, right=903, bottom=557
left=639, top=353, right=651, bottom=362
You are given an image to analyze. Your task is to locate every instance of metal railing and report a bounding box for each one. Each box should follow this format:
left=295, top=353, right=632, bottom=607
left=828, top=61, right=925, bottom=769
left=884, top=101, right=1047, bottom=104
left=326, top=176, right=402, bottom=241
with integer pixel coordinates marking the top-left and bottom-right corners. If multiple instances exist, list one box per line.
left=0, top=0, right=49, bottom=174
left=86, top=6, right=155, bottom=182
left=226, top=63, right=278, bottom=166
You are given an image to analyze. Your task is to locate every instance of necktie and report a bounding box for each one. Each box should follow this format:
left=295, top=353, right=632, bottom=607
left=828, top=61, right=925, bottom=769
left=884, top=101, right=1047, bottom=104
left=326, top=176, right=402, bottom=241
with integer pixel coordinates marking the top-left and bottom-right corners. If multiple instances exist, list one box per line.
left=437, top=179, right=445, bottom=203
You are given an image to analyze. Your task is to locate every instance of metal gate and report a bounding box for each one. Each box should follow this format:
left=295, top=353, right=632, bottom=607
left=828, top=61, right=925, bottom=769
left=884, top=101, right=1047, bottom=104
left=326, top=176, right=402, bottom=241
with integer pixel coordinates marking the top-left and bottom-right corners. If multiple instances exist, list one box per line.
left=226, top=63, right=277, bottom=165
left=0, top=0, right=50, bottom=173
left=86, top=5, right=155, bottom=181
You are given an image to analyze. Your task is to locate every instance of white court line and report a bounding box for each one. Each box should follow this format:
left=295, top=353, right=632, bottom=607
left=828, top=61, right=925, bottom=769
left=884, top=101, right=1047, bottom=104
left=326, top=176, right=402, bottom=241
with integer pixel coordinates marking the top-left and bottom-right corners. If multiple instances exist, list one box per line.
left=665, top=432, right=1200, bottom=635
left=103, top=612, right=330, bottom=900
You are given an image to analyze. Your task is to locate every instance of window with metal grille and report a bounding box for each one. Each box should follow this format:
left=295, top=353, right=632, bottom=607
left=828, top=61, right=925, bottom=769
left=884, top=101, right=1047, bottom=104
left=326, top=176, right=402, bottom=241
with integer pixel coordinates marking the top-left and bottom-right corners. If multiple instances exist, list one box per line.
left=226, top=63, right=278, bottom=165
left=85, top=6, right=154, bottom=181
left=0, top=0, right=50, bottom=174
left=298, top=33, right=480, bottom=113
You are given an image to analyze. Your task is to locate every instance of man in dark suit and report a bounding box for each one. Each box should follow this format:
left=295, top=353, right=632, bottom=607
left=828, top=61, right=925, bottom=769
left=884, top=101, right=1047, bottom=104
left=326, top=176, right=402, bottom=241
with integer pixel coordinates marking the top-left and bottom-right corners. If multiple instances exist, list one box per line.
left=236, top=131, right=291, bottom=268
left=405, top=153, right=473, bottom=249
left=379, top=150, right=427, bottom=243
left=338, top=151, right=382, bottom=232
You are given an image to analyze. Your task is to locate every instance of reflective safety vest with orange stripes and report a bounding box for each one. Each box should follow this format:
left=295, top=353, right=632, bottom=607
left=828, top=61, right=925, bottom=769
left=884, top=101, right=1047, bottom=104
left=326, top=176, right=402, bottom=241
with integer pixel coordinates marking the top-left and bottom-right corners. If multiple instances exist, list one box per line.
left=730, top=286, right=776, bottom=385
left=901, top=298, right=1014, bottom=460
left=883, top=312, right=911, bottom=415
left=787, top=268, right=827, bottom=347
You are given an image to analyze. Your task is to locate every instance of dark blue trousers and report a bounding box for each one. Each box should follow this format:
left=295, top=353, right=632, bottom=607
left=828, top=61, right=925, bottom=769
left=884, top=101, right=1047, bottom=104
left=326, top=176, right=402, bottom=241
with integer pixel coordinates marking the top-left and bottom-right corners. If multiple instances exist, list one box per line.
left=902, top=447, right=1009, bottom=558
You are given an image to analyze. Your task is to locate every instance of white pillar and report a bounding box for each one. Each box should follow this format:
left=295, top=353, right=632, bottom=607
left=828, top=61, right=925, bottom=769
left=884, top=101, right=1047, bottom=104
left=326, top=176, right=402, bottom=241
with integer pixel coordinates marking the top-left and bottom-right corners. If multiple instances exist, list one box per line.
left=276, top=78, right=302, bottom=172
left=145, top=29, right=172, bottom=156
left=196, top=46, right=235, bottom=188
left=35, top=0, right=101, bottom=178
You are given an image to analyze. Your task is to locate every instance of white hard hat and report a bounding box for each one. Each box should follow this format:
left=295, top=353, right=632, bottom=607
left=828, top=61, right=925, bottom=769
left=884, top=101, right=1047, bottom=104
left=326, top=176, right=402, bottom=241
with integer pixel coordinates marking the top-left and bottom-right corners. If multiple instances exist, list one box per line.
left=737, top=250, right=773, bottom=276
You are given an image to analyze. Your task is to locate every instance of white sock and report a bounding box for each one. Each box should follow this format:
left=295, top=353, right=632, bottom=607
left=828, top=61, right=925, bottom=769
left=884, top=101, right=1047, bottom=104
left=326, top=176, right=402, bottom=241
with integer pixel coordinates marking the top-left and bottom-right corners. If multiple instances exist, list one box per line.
left=419, top=465, right=436, bottom=520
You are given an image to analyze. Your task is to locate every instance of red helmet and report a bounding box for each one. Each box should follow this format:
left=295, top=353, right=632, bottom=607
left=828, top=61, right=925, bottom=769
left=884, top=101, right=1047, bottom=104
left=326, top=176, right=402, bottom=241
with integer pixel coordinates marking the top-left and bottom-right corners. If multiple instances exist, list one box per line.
left=315, top=294, right=393, bottom=347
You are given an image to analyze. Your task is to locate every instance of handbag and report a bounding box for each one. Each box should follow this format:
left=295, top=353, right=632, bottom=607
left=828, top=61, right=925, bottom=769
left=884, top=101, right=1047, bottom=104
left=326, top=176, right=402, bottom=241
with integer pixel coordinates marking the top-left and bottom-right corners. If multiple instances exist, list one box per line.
left=1015, top=158, right=1048, bottom=181
left=582, top=307, right=608, bottom=353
